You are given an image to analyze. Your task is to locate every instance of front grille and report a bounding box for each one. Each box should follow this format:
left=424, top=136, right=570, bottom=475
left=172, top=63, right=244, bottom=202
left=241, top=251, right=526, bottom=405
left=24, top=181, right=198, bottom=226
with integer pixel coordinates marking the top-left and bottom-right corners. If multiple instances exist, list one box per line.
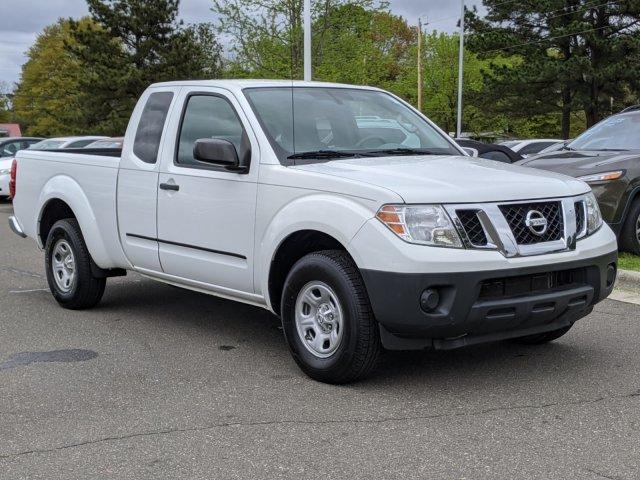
left=575, top=201, right=585, bottom=236
left=479, top=267, right=586, bottom=300
left=457, top=209, right=488, bottom=246
left=499, top=201, right=564, bottom=245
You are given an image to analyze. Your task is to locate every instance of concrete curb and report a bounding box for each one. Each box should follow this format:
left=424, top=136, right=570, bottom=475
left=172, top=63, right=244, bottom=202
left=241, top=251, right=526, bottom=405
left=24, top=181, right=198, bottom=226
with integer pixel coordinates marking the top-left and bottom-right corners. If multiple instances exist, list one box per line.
left=616, top=269, right=640, bottom=294
left=610, top=268, right=640, bottom=305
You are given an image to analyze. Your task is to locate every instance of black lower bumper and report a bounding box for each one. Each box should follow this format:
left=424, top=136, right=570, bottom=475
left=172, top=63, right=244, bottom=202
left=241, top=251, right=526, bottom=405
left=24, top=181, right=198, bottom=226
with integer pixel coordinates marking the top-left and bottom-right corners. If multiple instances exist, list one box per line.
left=360, top=251, right=618, bottom=350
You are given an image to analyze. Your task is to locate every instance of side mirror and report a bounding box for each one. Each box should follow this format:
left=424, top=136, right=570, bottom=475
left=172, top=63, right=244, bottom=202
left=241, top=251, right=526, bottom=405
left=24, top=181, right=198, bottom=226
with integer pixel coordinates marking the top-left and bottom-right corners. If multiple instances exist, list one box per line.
left=462, top=147, right=478, bottom=157
left=193, top=138, right=246, bottom=171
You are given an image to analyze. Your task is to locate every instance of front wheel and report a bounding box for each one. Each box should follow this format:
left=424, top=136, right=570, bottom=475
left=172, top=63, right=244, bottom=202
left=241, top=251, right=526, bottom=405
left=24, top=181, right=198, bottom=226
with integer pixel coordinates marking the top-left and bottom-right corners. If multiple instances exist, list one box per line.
left=44, top=219, right=106, bottom=310
left=620, top=199, right=640, bottom=255
left=280, top=250, right=381, bottom=384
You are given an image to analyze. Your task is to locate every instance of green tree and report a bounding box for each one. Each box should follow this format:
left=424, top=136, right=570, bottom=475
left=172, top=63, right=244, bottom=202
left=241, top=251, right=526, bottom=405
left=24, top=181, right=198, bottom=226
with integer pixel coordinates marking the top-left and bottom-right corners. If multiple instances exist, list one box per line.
left=12, top=19, right=91, bottom=136
left=68, top=0, right=222, bottom=135
left=311, top=4, right=414, bottom=88
left=416, top=32, right=496, bottom=135
left=213, top=0, right=404, bottom=80
left=467, top=0, right=640, bottom=138
left=0, top=82, right=11, bottom=123
left=386, top=31, right=514, bottom=137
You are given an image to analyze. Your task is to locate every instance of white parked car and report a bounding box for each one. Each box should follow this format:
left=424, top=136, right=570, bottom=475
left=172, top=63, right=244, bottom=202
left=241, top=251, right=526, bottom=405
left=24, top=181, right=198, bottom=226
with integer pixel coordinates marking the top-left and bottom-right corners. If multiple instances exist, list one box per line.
left=0, top=157, right=12, bottom=198
left=500, top=139, right=563, bottom=157
left=84, top=137, right=124, bottom=149
left=28, top=136, right=108, bottom=150
left=0, top=137, right=43, bottom=198
left=9, top=80, right=618, bottom=383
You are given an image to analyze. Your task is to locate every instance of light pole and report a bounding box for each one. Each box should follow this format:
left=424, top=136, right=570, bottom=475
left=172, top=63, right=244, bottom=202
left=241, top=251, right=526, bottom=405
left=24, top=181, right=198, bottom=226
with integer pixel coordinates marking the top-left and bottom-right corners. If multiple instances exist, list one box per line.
left=456, top=0, right=465, bottom=138
left=304, top=0, right=312, bottom=81
left=417, top=19, right=423, bottom=112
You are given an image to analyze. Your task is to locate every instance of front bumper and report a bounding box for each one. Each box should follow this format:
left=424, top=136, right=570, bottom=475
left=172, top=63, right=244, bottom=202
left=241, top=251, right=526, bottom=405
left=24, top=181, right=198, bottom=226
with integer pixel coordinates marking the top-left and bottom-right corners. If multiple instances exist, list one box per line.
left=8, top=216, right=27, bottom=238
left=361, top=251, right=617, bottom=350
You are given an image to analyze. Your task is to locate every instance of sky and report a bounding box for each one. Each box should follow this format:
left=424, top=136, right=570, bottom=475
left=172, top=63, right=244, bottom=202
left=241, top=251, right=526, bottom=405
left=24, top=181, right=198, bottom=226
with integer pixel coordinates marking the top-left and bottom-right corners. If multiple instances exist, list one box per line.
left=0, top=0, right=484, bottom=88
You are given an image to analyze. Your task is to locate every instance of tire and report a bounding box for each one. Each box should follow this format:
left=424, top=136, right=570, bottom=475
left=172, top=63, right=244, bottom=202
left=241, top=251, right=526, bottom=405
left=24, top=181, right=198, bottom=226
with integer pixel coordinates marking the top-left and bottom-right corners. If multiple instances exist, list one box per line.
left=619, top=199, right=640, bottom=255
left=512, top=324, right=573, bottom=345
left=44, top=218, right=106, bottom=310
left=280, top=250, right=381, bottom=384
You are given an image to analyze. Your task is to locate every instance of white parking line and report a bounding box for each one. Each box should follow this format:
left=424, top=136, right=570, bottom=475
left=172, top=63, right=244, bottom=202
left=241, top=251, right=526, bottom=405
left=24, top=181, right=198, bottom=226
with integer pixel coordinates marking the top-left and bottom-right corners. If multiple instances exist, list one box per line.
left=1, top=267, right=44, bottom=279
left=9, top=288, right=49, bottom=294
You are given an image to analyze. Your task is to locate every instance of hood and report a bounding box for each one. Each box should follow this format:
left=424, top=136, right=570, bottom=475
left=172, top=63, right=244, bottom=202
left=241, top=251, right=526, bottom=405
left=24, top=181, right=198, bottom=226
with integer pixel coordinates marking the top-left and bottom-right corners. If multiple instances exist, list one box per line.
left=518, top=149, right=640, bottom=178
left=291, top=155, right=589, bottom=204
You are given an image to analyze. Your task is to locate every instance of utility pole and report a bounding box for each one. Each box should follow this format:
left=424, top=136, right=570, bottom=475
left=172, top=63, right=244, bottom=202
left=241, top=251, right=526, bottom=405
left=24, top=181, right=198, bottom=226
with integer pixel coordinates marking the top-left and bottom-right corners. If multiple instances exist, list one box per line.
left=456, top=0, right=465, bottom=138
left=303, top=0, right=312, bottom=81
left=417, top=19, right=423, bottom=112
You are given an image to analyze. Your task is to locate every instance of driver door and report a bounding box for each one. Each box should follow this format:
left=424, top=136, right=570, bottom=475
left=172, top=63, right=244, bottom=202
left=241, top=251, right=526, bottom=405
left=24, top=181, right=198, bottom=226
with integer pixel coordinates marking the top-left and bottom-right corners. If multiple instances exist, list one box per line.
left=156, top=88, right=259, bottom=294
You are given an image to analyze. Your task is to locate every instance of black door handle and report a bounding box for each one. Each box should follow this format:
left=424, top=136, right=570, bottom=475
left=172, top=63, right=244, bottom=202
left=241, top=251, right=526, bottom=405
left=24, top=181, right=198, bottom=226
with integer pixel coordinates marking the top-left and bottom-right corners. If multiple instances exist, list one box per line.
left=159, top=182, right=179, bottom=191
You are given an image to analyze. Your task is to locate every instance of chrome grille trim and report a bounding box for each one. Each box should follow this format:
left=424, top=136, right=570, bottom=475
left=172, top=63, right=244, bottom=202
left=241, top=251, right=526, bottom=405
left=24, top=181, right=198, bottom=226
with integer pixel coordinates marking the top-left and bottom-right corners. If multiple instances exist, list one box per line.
left=499, top=201, right=564, bottom=244
left=456, top=209, right=488, bottom=247
left=446, top=195, right=584, bottom=258
left=575, top=200, right=587, bottom=239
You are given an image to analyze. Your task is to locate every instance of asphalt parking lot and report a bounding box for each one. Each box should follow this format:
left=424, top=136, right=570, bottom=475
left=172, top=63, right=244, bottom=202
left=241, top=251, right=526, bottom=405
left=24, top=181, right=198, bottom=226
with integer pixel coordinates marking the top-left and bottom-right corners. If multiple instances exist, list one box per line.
left=0, top=202, right=639, bottom=479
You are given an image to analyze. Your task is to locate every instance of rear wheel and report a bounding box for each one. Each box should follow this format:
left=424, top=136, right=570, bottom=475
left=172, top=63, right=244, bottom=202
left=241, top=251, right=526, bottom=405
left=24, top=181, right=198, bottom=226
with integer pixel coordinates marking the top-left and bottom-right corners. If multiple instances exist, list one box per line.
left=280, top=250, right=381, bottom=384
left=512, top=324, right=573, bottom=345
left=620, top=199, right=640, bottom=255
left=45, top=219, right=105, bottom=309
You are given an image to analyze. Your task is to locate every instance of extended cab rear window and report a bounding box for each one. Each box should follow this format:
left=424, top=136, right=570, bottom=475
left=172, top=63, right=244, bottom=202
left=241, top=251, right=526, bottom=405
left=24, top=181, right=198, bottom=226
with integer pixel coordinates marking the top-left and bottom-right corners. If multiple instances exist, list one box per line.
left=133, top=91, right=174, bottom=164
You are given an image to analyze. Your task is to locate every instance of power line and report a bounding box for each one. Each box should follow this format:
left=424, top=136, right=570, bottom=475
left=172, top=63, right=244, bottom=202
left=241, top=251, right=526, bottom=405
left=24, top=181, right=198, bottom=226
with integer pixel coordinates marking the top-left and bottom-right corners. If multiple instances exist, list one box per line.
left=423, top=0, right=624, bottom=28
left=420, top=0, right=534, bottom=26
left=528, top=0, right=611, bottom=19
left=544, top=0, right=624, bottom=21
left=457, top=0, right=628, bottom=42
left=477, top=22, right=635, bottom=55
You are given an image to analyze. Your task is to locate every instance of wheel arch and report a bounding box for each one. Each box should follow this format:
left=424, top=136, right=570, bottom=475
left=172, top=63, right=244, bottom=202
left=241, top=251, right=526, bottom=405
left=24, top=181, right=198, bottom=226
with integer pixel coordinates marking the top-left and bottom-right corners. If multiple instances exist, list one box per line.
left=617, top=185, right=640, bottom=230
left=36, top=175, right=114, bottom=267
left=257, top=193, right=375, bottom=314
left=267, top=229, right=355, bottom=316
left=39, top=198, right=76, bottom=245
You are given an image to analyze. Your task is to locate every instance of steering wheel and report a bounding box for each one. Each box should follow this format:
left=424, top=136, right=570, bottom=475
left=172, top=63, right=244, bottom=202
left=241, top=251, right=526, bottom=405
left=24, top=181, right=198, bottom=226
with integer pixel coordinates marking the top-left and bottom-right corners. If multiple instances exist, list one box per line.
left=355, top=136, right=387, bottom=148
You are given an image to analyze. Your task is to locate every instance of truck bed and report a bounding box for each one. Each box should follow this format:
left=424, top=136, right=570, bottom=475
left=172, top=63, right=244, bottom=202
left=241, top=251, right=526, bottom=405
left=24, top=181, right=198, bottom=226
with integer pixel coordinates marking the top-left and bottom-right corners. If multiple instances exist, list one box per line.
left=13, top=148, right=128, bottom=269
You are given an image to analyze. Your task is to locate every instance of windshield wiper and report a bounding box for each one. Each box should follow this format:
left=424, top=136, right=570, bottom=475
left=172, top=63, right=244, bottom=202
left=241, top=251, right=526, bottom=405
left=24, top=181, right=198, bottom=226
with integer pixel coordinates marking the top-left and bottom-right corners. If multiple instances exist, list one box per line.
left=365, top=147, right=443, bottom=156
left=287, top=150, right=365, bottom=160
left=591, top=148, right=630, bottom=152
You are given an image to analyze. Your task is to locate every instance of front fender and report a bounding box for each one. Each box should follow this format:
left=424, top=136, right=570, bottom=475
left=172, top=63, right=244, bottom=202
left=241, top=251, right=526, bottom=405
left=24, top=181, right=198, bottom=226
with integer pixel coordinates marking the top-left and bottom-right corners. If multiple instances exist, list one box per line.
left=37, top=175, right=116, bottom=268
left=256, top=193, right=376, bottom=308
left=615, top=184, right=640, bottom=230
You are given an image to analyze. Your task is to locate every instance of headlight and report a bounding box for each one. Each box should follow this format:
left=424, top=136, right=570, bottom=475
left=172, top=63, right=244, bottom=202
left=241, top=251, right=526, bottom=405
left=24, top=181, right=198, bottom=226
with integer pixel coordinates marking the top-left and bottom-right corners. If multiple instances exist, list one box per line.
left=0, top=169, right=9, bottom=175
left=585, top=192, right=603, bottom=235
left=376, top=204, right=463, bottom=248
left=578, top=170, right=624, bottom=183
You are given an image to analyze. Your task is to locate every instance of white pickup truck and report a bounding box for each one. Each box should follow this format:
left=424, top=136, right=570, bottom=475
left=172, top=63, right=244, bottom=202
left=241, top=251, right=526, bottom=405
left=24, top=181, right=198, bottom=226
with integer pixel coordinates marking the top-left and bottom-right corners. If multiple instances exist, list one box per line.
left=9, top=80, right=618, bottom=383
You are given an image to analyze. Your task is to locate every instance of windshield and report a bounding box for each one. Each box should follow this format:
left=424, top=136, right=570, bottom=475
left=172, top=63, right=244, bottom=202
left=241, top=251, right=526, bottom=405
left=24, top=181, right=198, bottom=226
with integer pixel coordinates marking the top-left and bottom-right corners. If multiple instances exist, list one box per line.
left=569, top=112, right=640, bottom=151
left=244, top=87, right=460, bottom=163
left=29, top=139, right=64, bottom=150
left=87, top=139, right=123, bottom=148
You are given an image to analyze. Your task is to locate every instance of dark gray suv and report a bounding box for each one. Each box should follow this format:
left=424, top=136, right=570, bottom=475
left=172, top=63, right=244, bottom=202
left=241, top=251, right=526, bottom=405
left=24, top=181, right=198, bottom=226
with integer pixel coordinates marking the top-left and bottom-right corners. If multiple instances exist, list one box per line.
left=518, top=107, right=640, bottom=254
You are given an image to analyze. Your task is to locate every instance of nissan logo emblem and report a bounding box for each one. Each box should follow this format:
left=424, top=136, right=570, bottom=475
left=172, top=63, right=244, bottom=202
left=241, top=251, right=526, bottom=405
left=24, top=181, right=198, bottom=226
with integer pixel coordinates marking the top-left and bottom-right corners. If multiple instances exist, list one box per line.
left=525, top=210, right=548, bottom=236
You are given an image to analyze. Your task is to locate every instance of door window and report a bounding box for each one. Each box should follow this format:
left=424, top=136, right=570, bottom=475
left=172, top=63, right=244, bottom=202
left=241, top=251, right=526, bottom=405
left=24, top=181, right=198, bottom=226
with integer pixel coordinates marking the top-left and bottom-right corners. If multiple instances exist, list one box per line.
left=133, top=91, right=174, bottom=164
left=0, top=141, right=22, bottom=158
left=176, top=94, right=249, bottom=167
left=21, top=140, right=39, bottom=149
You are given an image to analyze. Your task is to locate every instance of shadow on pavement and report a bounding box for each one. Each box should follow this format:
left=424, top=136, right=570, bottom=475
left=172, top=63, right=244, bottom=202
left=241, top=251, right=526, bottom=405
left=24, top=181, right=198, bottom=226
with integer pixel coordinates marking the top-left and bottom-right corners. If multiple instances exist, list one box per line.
left=91, top=276, right=603, bottom=390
